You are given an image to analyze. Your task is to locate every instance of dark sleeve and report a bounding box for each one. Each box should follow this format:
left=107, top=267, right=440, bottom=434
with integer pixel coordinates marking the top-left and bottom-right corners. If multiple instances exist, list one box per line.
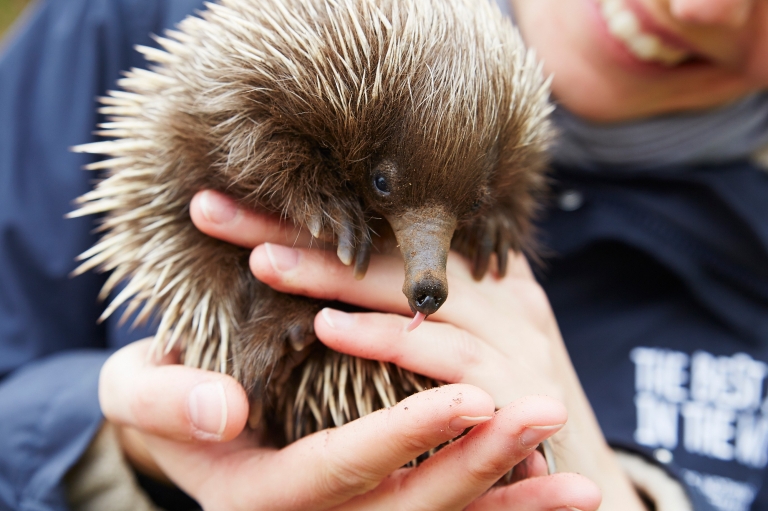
left=0, top=0, right=201, bottom=509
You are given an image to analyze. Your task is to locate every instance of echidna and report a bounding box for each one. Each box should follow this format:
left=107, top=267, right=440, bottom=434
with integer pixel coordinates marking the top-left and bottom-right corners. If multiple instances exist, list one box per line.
left=70, top=0, right=552, bottom=446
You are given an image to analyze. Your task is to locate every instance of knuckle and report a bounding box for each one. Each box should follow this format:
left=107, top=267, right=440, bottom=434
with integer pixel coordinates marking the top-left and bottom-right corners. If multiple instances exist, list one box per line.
left=462, top=454, right=512, bottom=487
left=449, top=328, right=482, bottom=367
left=528, top=283, right=552, bottom=314
left=379, top=317, right=409, bottom=364
left=511, top=279, right=553, bottom=324
left=393, top=431, right=436, bottom=457
left=384, top=405, right=444, bottom=457
left=318, top=446, right=381, bottom=498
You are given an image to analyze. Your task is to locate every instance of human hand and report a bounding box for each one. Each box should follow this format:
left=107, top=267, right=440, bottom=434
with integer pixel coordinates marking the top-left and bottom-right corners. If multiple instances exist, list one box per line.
left=190, top=189, right=561, bottom=408
left=190, top=189, right=647, bottom=510
left=100, top=338, right=599, bottom=510
left=187, top=189, right=610, bottom=507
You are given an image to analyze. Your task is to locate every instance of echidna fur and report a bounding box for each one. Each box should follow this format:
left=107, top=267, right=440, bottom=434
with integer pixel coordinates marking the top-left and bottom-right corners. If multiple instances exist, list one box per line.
left=70, top=0, right=553, bottom=447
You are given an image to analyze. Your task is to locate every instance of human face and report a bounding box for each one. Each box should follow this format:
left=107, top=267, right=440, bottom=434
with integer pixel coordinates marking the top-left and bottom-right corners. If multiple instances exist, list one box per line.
left=510, top=0, right=768, bottom=121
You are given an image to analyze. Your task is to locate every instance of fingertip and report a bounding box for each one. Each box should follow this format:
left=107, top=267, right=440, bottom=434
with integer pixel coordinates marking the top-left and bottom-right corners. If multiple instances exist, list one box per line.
left=219, top=375, right=250, bottom=440
left=190, top=190, right=239, bottom=234
left=140, top=367, right=249, bottom=442
left=189, top=190, right=206, bottom=230
left=194, top=190, right=302, bottom=249
left=317, top=307, right=357, bottom=331
left=314, top=309, right=407, bottom=353
left=188, top=376, right=249, bottom=442
left=469, top=473, right=602, bottom=511
left=98, top=340, right=154, bottom=425
left=313, top=308, right=376, bottom=356
left=401, top=383, right=497, bottom=428
left=506, top=251, right=535, bottom=280
left=498, top=394, right=568, bottom=432
left=249, top=244, right=274, bottom=282
left=546, top=473, right=603, bottom=511
left=189, top=191, right=205, bottom=227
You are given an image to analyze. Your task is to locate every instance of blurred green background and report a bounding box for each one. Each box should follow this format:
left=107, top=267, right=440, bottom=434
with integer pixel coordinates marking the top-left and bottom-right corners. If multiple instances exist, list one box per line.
left=1, top=0, right=32, bottom=40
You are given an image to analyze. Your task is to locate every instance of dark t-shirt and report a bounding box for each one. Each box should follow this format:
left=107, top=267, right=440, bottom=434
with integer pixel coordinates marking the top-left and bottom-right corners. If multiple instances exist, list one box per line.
left=540, top=166, right=768, bottom=511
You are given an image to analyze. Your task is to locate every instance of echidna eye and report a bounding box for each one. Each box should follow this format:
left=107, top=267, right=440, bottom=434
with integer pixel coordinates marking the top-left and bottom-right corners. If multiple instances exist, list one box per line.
left=373, top=174, right=391, bottom=195
left=471, top=200, right=482, bottom=212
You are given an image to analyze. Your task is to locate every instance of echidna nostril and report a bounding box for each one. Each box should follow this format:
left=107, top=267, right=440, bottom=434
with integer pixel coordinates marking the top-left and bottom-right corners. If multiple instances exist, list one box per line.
left=415, top=294, right=436, bottom=311
left=411, top=282, right=446, bottom=315
left=406, top=275, right=448, bottom=316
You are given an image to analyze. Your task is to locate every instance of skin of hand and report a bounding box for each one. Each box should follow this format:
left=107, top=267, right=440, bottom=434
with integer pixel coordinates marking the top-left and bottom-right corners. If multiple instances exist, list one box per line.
left=97, top=188, right=605, bottom=511
left=189, top=189, right=640, bottom=510
left=100, top=344, right=597, bottom=511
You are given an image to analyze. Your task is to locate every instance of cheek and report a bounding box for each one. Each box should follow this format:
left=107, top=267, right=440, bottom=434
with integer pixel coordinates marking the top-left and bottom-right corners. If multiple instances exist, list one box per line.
left=668, top=0, right=752, bottom=27
left=744, top=29, right=768, bottom=84
left=514, top=0, right=692, bottom=120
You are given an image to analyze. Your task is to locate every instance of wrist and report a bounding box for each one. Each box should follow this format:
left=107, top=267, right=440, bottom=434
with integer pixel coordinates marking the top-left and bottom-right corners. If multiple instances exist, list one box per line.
left=546, top=335, right=649, bottom=510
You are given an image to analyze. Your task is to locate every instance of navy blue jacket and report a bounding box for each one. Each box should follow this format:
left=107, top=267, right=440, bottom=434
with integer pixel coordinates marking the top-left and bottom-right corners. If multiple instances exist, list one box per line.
left=0, top=1, right=766, bottom=510
left=0, top=1, right=202, bottom=509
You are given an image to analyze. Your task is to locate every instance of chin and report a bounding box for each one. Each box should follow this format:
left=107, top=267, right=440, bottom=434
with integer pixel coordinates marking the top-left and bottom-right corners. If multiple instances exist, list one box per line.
left=550, top=59, right=758, bottom=122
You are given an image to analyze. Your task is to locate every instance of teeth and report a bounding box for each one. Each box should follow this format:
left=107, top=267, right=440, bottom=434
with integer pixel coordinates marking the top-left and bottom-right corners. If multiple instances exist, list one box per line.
left=597, top=0, right=690, bottom=66
left=602, top=0, right=624, bottom=17
left=608, top=9, right=640, bottom=37
left=630, top=34, right=659, bottom=60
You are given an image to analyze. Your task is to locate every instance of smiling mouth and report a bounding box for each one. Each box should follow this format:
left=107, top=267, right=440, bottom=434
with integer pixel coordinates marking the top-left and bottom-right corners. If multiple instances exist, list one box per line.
left=597, top=0, right=695, bottom=66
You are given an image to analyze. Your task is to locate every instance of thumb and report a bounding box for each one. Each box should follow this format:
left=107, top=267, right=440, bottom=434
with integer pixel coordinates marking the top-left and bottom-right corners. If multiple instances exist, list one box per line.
left=99, top=339, right=249, bottom=442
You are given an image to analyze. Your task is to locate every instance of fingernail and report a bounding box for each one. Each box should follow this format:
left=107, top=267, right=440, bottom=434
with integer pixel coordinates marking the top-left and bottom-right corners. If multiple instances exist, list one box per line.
left=321, top=308, right=356, bottom=330
left=555, top=508, right=582, bottom=511
left=448, top=415, right=493, bottom=433
left=200, top=190, right=238, bottom=224
left=264, top=243, right=299, bottom=271
left=188, top=381, right=228, bottom=440
left=519, top=424, right=564, bottom=448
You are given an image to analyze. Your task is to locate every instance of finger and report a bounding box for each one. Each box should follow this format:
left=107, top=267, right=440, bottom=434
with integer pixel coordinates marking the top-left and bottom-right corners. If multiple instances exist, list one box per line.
left=251, top=242, right=488, bottom=320
left=506, top=250, right=535, bottom=280
left=466, top=473, right=602, bottom=511
left=147, top=384, right=496, bottom=511
left=99, top=339, right=249, bottom=442
left=251, top=242, right=415, bottom=315
left=509, top=451, right=550, bottom=483
left=250, top=243, right=542, bottom=338
left=315, top=308, right=487, bottom=385
left=190, top=189, right=316, bottom=248
left=314, top=308, right=560, bottom=405
left=342, top=396, right=567, bottom=511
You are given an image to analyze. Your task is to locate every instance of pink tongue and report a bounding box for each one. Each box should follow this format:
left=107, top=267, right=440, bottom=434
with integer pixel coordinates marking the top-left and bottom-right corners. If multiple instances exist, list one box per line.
left=406, top=312, right=427, bottom=332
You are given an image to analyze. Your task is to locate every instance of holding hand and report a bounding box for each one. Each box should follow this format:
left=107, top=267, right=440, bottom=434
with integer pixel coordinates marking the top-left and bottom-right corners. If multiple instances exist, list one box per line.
left=96, top=189, right=605, bottom=511
left=100, top=341, right=597, bottom=510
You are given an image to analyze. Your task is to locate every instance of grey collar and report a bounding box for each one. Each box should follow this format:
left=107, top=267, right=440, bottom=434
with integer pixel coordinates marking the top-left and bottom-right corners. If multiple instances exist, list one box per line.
left=551, top=93, right=768, bottom=171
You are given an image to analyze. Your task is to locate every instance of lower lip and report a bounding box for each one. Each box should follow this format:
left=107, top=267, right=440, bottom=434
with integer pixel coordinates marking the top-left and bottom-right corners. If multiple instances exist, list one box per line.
left=584, top=0, right=695, bottom=75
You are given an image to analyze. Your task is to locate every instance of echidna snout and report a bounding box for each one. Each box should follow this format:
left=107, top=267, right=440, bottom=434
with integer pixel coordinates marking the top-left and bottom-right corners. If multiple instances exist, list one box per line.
left=386, top=207, right=458, bottom=317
